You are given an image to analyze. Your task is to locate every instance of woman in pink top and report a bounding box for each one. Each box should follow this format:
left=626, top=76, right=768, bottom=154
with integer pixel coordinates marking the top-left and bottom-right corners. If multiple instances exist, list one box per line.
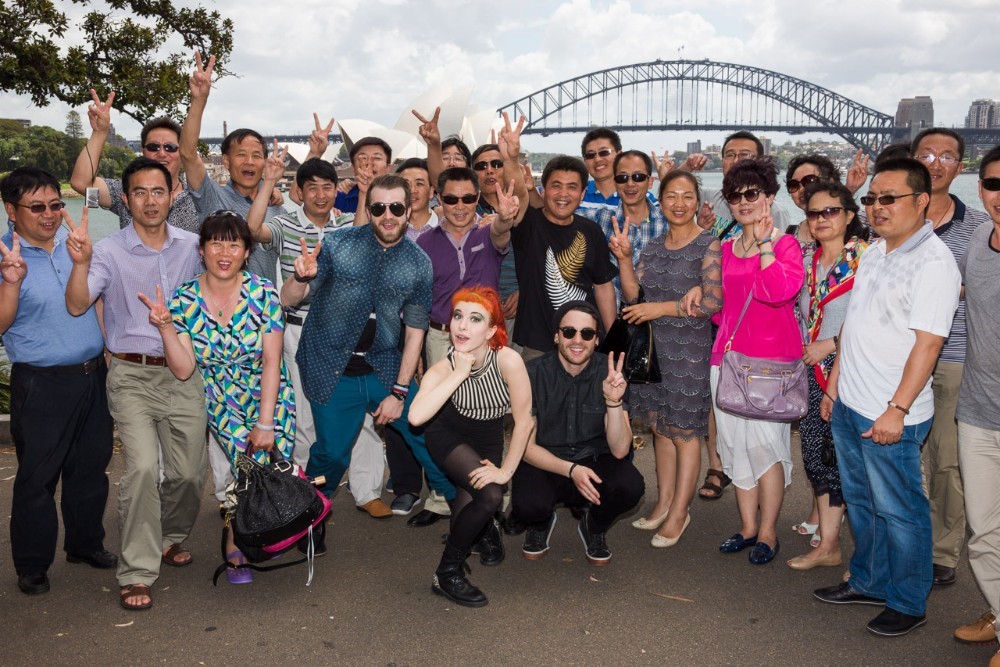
left=701, top=158, right=804, bottom=565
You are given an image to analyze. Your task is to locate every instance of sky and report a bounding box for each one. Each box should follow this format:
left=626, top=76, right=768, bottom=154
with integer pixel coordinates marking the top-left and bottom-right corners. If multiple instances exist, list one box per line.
left=3, top=0, right=999, bottom=155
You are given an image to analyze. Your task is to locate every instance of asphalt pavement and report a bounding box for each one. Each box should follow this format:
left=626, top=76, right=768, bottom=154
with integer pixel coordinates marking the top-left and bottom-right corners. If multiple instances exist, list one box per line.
left=0, top=435, right=992, bottom=666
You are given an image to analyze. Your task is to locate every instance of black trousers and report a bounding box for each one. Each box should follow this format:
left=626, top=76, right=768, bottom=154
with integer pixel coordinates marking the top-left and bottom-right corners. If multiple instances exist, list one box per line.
left=511, top=452, right=645, bottom=533
left=384, top=423, right=425, bottom=497
left=9, top=359, right=114, bottom=575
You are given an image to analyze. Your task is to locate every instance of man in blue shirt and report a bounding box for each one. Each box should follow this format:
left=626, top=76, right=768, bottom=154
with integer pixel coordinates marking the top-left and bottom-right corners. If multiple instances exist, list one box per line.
left=1, top=167, right=115, bottom=596
left=281, top=173, right=455, bottom=547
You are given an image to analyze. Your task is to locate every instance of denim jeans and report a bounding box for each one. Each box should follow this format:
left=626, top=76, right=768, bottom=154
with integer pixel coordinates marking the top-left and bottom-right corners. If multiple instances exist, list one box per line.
left=831, top=399, right=933, bottom=616
left=308, top=374, right=455, bottom=501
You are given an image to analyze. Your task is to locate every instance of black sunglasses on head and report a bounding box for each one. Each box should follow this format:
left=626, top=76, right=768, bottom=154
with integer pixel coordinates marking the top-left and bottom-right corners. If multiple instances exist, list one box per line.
left=144, top=142, right=180, bottom=154
left=559, top=326, right=598, bottom=341
left=368, top=201, right=407, bottom=217
left=441, top=194, right=479, bottom=205
left=613, top=172, right=650, bottom=184
left=473, top=159, right=504, bottom=171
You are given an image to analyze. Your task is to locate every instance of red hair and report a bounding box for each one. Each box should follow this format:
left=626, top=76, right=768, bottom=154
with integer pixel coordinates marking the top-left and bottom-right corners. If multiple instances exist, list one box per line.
left=450, top=286, right=508, bottom=350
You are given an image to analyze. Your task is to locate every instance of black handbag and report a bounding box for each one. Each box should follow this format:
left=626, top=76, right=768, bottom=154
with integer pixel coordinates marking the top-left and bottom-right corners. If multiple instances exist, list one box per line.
left=598, top=287, right=662, bottom=384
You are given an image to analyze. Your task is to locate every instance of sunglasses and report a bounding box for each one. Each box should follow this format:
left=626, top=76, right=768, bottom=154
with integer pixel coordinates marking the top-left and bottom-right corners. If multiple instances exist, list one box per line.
left=724, top=188, right=763, bottom=206
left=805, top=207, right=845, bottom=222
left=441, top=193, right=479, bottom=205
left=17, top=201, right=66, bottom=214
left=558, top=326, right=598, bottom=341
left=368, top=201, right=407, bottom=217
left=981, top=177, right=1000, bottom=192
left=786, top=174, right=820, bottom=193
left=583, top=148, right=615, bottom=161
left=860, top=192, right=921, bottom=206
left=143, top=142, right=180, bottom=154
left=473, top=159, right=504, bottom=171
left=613, top=172, right=650, bottom=184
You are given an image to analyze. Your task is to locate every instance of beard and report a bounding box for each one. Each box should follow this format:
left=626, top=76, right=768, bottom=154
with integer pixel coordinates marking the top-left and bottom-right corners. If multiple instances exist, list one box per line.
left=372, top=219, right=408, bottom=246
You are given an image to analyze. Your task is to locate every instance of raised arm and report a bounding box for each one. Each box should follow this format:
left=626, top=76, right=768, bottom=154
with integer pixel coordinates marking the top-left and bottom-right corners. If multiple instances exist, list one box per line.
left=245, top=139, right=286, bottom=243
left=0, top=234, right=27, bottom=333
left=413, top=107, right=444, bottom=188
left=64, top=208, right=98, bottom=315
left=408, top=354, right=471, bottom=426
left=280, top=237, right=319, bottom=307
left=179, top=51, right=215, bottom=192
left=489, top=179, right=519, bottom=250
left=497, top=112, right=530, bottom=226
left=138, top=285, right=197, bottom=380
left=608, top=215, right=639, bottom=302
left=69, top=89, right=115, bottom=206
left=602, top=352, right=632, bottom=457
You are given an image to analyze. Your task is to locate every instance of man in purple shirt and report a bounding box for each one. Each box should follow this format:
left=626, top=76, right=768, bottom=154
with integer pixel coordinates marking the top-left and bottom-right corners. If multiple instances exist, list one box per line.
left=65, top=157, right=207, bottom=612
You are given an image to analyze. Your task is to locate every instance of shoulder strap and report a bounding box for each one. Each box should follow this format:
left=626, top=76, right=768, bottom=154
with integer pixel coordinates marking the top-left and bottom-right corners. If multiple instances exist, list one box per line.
left=723, top=291, right=754, bottom=352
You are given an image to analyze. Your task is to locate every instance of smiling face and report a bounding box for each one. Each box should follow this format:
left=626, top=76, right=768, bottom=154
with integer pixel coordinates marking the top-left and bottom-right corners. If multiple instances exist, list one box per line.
left=368, top=186, right=409, bottom=247
left=440, top=179, right=477, bottom=231
left=142, top=127, right=181, bottom=182
left=583, top=137, right=619, bottom=183
left=614, top=155, right=651, bottom=207
left=979, top=160, right=1000, bottom=224
left=222, top=136, right=266, bottom=194
left=450, top=301, right=497, bottom=353
left=474, top=148, right=503, bottom=194
left=301, top=176, right=337, bottom=221
left=729, top=186, right=775, bottom=229
left=806, top=190, right=853, bottom=245
left=658, top=175, right=699, bottom=228
left=864, top=170, right=929, bottom=245
left=201, top=236, right=249, bottom=280
left=913, top=133, right=962, bottom=196
left=542, top=170, right=585, bottom=224
left=124, top=167, right=171, bottom=230
left=4, top=185, right=61, bottom=251
left=354, top=145, right=390, bottom=178
left=554, top=308, right=599, bottom=372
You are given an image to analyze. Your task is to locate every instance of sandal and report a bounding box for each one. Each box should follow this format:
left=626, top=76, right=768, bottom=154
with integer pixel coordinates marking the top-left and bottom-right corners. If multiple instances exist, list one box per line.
left=226, top=550, right=253, bottom=585
left=161, top=543, right=193, bottom=567
left=698, top=469, right=732, bottom=500
left=119, top=584, right=153, bottom=611
left=792, top=522, right=818, bottom=537
left=810, top=531, right=822, bottom=549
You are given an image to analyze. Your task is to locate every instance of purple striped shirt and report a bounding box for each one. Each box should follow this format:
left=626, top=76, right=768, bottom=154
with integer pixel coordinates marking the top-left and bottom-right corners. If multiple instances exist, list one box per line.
left=87, top=224, right=203, bottom=356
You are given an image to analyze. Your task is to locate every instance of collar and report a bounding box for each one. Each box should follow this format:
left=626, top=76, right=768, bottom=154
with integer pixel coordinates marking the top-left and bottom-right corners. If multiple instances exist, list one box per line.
left=4, top=220, right=66, bottom=252
left=933, top=194, right=967, bottom=236
left=122, top=221, right=181, bottom=251
left=224, top=181, right=254, bottom=204
left=879, top=220, right=935, bottom=256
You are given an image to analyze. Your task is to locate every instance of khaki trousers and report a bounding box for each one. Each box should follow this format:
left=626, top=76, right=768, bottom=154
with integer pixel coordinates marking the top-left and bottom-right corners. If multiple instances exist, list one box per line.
left=924, top=361, right=965, bottom=567
left=958, top=421, right=1000, bottom=629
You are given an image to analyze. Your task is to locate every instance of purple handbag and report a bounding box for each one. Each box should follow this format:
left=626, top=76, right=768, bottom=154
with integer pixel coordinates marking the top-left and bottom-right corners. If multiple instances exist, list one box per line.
left=715, top=293, right=808, bottom=422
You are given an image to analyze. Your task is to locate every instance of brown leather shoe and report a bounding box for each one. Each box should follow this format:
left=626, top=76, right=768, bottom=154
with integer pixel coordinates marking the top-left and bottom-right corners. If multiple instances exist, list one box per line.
left=954, top=611, right=998, bottom=645
left=357, top=498, right=393, bottom=519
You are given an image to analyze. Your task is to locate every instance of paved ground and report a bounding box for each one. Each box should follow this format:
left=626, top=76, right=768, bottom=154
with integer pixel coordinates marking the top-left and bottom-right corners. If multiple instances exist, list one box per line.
left=0, top=435, right=992, bottom=666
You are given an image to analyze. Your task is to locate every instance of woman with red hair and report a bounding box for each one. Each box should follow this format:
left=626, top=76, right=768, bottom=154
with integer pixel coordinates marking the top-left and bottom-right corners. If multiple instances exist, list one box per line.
left=409, top=286, right=532, bottom=608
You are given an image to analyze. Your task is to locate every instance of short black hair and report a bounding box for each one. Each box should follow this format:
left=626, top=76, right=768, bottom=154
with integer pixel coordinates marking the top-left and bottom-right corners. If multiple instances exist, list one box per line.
left=396, top=157, right=428, bottom=175
left=441, top=137, right=472, bottom=165
left=541, top=155, right=589, bottom=188
left=295, top=158, right=338, bottom=189
left=979, top=145, right=1000, bottom=178
left=140, top=116, right=182, bottom=146
left=722, top=131, right=763, bottom=157
left=785, top=154, right=841, bottom=184
left=0, top=166, right=60, bottom=205
left=437, top=167, right=479, bottom=196
left=122, top=157, right=172, bottom=196
left=911, top=127, right=965, bottom=160
left=581, top=128, right=622, bottom=156
left=721, top=157, right=779, bottom=198
left=612, top=150, right=654, bottom=176
left=349, top=137, right=392, bottom=165
left=368, top=174, right=411, bottom=208
left=221, top=129, right=268, bottom=157
left=875, top=142, right=911, bottom=166
left=199, top=211, right=255, bottom=268
left=872, top=157, right=931, bottom=198
left=471, top=144, right=501, bottom=164
left=658, top=170, right=701, bottom=204
left=802, top=180, right=868, bottom=242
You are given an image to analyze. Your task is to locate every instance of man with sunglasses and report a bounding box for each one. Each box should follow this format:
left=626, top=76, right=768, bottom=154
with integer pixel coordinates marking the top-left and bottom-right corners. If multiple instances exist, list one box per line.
left=814, top=157, right=961, bottom=637
left=1, top=167, right=115, bottom=596
left=908, top=128, right=991, bottom=588
left=952, top=145, right=1000, bottom=657
left=281, top=173, right=456, bottom=526
left=70, top=89, right=200, bottom=233
left=510, top=301, right=643, bottom=565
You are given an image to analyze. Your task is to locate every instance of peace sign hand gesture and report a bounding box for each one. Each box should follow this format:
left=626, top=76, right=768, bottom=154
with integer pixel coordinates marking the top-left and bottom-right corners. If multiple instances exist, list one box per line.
left=0, top=232, right=26, bottom=285
left=846, top=149, right=870, bottom=194
left=189, top=51, right=216, bottom=100
left=87, top=89, right=115, bottom=133
left=63, top=207, right=92, bottom=265
left=607, top=215, right=633, bottom=260
left=137, top=284, right=172, bottom=330
left=264, top=139, right=288, bottom=183
left=309, top=113, right=335, bottom=157
left=752, top=197, right=775, bottom=243
left=650, top=151, right=674, bottom=181
left=602, top=352, right=627, bottom=404
left=495, top=179, right=520, bottom=221
left=293, top=237, right=321, bottom=282
left=498, top=112, right=525, bottom=161
left=411, top=107, right=441, bottom=146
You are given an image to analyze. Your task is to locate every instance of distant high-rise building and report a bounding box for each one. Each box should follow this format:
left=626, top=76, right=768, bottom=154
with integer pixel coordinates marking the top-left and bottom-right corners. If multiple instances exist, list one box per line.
left=895, top=97, right=934, bottom=141
left=686, top=140, right=702, bottom=155
left=760, top=136, right=772, bottom=156
left=966, top=99, right=1000, bottom=128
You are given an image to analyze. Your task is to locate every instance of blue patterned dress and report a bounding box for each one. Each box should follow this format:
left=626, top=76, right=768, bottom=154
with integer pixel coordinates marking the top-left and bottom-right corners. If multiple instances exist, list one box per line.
left=169, top=271, right=295, bottom=467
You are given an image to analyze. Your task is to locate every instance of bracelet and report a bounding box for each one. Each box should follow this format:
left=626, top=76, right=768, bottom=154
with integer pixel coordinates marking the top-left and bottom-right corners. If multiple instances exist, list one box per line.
left=833, top=335, right=839, bottom=347
left=293, top=272, right=312, bottom=283
left=759, top=251, right=775, bottom=258
left=392, top=383, right=409, bottom=394
left=255, top=423, right=275, bottom=432
left=568, top=462, right=579, bottom=478
left=823, top=391, right=835, bottom=401
left=887, top=400, right=910, bottom=416
left=756, top=236, right=773, bottom=246
left=390, top=389, right=407, bottom=401
left=605, top=400, right=623, bottom=408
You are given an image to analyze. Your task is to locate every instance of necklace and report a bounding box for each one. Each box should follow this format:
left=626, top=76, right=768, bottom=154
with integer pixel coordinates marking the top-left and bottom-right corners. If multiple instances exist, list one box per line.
left=930, top=199, right=955, bottom=229
left=202, top=282, right=240, bottom=318
left=737, top=233, right=755, bottom=257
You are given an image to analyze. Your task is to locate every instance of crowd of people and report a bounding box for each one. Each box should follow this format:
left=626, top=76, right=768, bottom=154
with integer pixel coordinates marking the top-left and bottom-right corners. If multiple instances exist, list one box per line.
left=3, top=52, right=1000, bottom=662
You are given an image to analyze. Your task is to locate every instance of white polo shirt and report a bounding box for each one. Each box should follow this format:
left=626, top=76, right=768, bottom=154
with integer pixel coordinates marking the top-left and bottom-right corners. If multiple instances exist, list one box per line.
left=838, top=222, right=961, bottom=424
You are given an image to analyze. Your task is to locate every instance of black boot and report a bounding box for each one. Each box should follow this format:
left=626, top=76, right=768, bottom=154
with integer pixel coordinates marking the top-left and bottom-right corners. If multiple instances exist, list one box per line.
left=474, top=515, right=505, bottom=566
left=432, top=542, right=488, bottom=607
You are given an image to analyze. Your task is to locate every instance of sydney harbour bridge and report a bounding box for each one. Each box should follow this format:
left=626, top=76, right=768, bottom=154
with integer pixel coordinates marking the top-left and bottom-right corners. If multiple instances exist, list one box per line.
left=210, top=60, right=1000, bottom=157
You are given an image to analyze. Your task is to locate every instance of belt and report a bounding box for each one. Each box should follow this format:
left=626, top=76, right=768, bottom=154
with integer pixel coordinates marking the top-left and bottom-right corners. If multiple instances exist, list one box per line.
left=285, top=314, right=304, bottom=326
left=428, top=321, right=449, bottom=332
left=13, top=355, right=103, bottom=375
left=111, top=352, right=167, bottom=367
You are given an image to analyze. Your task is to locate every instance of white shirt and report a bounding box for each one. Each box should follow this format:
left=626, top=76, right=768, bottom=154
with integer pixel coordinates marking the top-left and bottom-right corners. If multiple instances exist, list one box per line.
left=838, top=222, right=961, bottom=423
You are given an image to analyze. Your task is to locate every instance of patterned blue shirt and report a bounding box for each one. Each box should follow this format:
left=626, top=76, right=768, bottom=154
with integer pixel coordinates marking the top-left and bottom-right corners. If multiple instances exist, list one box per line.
left=576, top=179, right=657, bottom=218
left=295, top=225, right=433, bottom=405
left=591, top=202, right=669, bottom=299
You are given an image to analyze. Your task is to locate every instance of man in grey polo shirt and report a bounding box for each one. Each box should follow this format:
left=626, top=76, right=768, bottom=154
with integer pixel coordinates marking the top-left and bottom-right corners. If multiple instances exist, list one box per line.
left=65, top=157, right=207, bottom=612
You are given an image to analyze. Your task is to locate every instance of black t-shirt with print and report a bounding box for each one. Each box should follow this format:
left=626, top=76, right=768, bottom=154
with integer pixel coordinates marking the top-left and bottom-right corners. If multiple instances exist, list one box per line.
left=511, top=207, right=617, bottom=350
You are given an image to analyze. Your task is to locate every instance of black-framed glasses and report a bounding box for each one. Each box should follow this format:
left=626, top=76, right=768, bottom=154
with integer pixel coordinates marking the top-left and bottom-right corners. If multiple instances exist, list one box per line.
left=981, top=177, right=1000, bottom=192
left=860, top=192, right=921, bottom=206
left=724, top=188, right=763, bottom=206
left=805, top=207, right=845, bottom=222
left=786, top=174, right=820, bottom=193
left=441, top=194, right=479, bottom=205
left=473, top=159, right=504, bottom=171
left=368, top=201, right=407, bottom=217
left=143, top=142, right=180, bottom=154
left=583, top=148, right=615, bottom=161
left=17, top=201, right=65, bottom=214
left=914, top=153, right=961, bottom=167
left=613, top=172, right=650, bottom=184
left=558, top=326, right=598, bottom=341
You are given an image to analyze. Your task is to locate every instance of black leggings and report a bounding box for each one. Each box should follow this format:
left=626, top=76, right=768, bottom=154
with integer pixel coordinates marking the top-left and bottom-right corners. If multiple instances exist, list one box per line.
left=439, top=442, right=503, bottom=553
